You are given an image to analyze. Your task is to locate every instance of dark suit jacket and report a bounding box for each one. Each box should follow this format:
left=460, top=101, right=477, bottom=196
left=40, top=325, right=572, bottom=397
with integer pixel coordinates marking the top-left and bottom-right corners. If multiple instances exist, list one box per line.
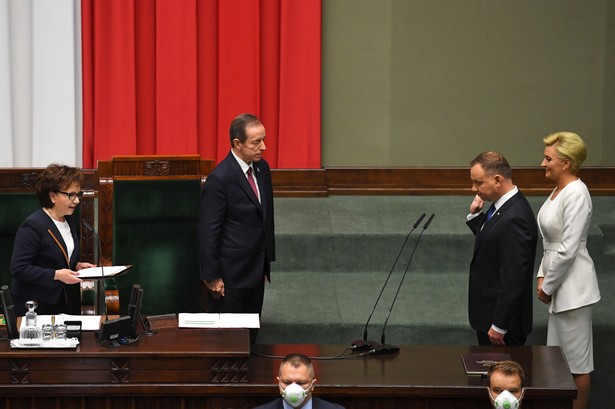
left=253, top=397, right=345, bottom=409
left=10, top=208, right=81, bottom=316
left=467, top=191, right=538, bottom=337
left=199, top=151, right=275, bottom=289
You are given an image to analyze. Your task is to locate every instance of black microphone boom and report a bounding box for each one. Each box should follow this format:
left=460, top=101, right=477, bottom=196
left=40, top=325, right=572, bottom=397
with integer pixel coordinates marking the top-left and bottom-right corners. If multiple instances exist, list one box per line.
left=82, top=220, right=108, bottom=321
left=374, top=213, right=435, bottom=355
left=351, top=213, right=426, bottom=351
left=423, top=213, right=435, bottom=230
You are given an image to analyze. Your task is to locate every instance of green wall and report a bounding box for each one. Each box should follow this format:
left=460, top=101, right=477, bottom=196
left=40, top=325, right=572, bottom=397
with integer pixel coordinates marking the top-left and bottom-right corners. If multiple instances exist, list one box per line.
left=322, top=0, right=614, bottom=167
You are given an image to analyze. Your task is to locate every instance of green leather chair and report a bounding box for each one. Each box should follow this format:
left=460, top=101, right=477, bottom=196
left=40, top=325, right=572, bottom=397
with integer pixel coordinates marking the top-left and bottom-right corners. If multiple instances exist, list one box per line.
left=0, top=193, right=40, bottom=287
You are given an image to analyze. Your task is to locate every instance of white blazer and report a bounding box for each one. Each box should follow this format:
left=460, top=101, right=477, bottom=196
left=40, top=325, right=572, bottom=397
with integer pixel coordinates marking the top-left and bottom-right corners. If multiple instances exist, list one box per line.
left=537, top=179, right=601, bottom=313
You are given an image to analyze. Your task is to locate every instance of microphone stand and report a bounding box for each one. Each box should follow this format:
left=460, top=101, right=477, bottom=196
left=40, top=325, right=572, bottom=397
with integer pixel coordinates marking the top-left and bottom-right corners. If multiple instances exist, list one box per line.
left=375, top=214, right=435, bottom=355
left=351, top=213, right=426, bottom=351
left=83, top=220, right=108, bottom=321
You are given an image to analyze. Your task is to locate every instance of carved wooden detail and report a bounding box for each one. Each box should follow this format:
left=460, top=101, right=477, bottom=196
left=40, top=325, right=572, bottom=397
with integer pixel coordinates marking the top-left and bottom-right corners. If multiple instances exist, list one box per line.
left=18, top=172, right=39, bottom=189
left=110, top=358, right=131, bottom=383
left=9, top=359, right=30, bottom=384
left=144, top=160, right=171, bottom=176
left=211, top=358, right=250, bottom=383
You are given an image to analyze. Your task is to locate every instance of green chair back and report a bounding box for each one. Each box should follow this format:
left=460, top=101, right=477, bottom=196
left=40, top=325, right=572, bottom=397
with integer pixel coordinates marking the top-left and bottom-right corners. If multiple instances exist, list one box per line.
left=112, top=179, right=201, bottom=315
left=0, top=194, right=40, bottom=286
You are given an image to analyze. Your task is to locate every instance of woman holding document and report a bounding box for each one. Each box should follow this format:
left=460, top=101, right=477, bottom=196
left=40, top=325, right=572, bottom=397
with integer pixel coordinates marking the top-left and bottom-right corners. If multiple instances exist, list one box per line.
left=10, top=164, right=95, bottom=316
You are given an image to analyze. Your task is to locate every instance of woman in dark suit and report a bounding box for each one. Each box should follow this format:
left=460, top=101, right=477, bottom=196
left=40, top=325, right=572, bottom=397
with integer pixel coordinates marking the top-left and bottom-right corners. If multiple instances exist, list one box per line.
left=10, top=164, right=95, bottom=316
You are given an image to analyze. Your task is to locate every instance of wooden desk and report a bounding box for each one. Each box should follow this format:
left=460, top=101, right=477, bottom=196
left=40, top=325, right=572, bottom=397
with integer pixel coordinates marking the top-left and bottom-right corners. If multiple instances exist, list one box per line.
left=0, top=328, right=575, bottom=409
left=250, top=344, right=577, bottom=409
left=0, top=327, right=251, bottom=390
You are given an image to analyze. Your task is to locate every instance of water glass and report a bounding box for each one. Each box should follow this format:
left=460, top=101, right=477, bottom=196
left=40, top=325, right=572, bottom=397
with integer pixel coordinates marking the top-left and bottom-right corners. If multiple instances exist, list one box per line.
left=54, top=324, right=67, bottom=340
left=42, top=324, right=54, bottom=341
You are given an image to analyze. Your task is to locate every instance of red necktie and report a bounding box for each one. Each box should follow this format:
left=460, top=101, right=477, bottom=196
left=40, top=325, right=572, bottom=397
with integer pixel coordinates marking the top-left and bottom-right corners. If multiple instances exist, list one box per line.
left=247, top=167, right=260, bottom=202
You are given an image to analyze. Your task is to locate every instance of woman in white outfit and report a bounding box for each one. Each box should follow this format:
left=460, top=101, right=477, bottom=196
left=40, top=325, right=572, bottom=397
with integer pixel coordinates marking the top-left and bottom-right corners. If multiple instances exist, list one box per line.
left=537, top=131, right=601, bottom=409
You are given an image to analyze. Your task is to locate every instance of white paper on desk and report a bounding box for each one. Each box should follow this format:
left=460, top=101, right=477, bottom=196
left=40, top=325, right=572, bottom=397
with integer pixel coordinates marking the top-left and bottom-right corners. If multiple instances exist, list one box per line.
left=60, top=314, right=102, bottom=331
left=18, top=314, right=102, bottom=331
left=178, top=313, right=260, bottom=329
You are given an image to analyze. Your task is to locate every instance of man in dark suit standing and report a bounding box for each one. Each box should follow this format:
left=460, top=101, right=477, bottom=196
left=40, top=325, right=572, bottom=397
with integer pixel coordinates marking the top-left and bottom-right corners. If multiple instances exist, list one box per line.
left=199, top=113, right=275, bottom=343
left=467, top=151, right=538, bottom=346
left=253, top=353, right=345, bottom=409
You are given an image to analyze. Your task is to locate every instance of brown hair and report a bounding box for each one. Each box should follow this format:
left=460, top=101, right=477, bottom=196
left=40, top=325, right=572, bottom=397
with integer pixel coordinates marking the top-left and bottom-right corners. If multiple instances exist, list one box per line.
left=36, top=163, right=84, bottom=208
left=229, top=113, right=262, bottom=146
left=487, top=360, right=525, bottom=385
left=279, top=353, right=314, bottom=378
left=470, top=151, right=512, bottom=180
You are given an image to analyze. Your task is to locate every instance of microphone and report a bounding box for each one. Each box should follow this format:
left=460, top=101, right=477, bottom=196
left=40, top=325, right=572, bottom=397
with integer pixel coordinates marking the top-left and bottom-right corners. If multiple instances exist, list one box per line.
left=373, top=213, right=435, bottom=355
left=0, top=285, right=18, bottom=339
left=82, top=220, right=108, bottom=321
left=351, top=213, right=426, bottom=351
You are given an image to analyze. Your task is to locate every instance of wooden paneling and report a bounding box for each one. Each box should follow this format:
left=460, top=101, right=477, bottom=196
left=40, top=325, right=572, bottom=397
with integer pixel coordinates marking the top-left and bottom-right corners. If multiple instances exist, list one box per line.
left=271, top=167, right=615, bottom=196
left=2, top=165, right=613, bottom=199
left=271, top=169, right=328, bottom=197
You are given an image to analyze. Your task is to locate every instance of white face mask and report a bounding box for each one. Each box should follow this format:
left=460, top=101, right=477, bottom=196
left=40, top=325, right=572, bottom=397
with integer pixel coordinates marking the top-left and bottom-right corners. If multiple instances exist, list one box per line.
left=490, top=389, right=522, bottom=409
left=280, top=381, right=313, bottom=408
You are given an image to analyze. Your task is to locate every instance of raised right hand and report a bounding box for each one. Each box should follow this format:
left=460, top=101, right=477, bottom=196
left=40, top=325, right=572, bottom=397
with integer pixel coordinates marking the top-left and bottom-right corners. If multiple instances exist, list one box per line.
left=470, top=194, right=484, bottom=214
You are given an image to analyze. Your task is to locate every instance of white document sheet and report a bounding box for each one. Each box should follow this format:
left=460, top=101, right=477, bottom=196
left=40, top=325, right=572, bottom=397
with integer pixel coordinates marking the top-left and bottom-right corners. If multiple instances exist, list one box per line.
left=77, top=265, right=132, bottom=279
left=178, top=313, right=260, bottom=328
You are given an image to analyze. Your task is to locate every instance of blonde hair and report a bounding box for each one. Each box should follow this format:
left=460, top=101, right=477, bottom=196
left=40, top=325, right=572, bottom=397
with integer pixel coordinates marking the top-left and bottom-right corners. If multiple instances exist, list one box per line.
left=543, top=131, right=587, bottom=175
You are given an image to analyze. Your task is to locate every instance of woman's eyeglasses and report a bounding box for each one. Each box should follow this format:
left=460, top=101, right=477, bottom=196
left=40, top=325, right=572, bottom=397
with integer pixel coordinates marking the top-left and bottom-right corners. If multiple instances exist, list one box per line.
left=55, top=191, right=84, bottom=201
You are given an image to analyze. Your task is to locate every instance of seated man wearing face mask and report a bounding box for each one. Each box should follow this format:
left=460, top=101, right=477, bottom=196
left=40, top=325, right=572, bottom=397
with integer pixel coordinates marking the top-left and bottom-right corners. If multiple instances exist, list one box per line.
left=487, top=360, right=525, bottom=409
left=253, top=353, right=345, bottom=409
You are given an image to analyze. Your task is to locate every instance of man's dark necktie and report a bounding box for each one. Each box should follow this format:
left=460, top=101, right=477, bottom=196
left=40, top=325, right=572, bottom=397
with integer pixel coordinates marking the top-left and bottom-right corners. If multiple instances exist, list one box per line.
left=247, top=167, right=260, bottom=202
left=486, top=203, right=496, bottom=221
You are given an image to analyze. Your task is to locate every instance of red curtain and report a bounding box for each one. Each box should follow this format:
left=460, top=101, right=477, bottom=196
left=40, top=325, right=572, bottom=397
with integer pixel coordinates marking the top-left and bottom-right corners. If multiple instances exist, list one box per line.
left=81, top=0, right=321, bottom=169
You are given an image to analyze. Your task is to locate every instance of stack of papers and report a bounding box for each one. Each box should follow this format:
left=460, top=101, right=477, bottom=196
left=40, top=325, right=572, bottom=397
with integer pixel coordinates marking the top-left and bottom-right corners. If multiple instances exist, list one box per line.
left=178, top=313, right=259, bottom=328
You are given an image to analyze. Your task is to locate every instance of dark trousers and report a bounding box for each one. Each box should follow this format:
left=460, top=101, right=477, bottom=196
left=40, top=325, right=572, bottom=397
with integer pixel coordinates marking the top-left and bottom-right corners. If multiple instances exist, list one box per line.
left=207, top=279, right=265, bottom=345
left=476, top=330, right=527, bottom=346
